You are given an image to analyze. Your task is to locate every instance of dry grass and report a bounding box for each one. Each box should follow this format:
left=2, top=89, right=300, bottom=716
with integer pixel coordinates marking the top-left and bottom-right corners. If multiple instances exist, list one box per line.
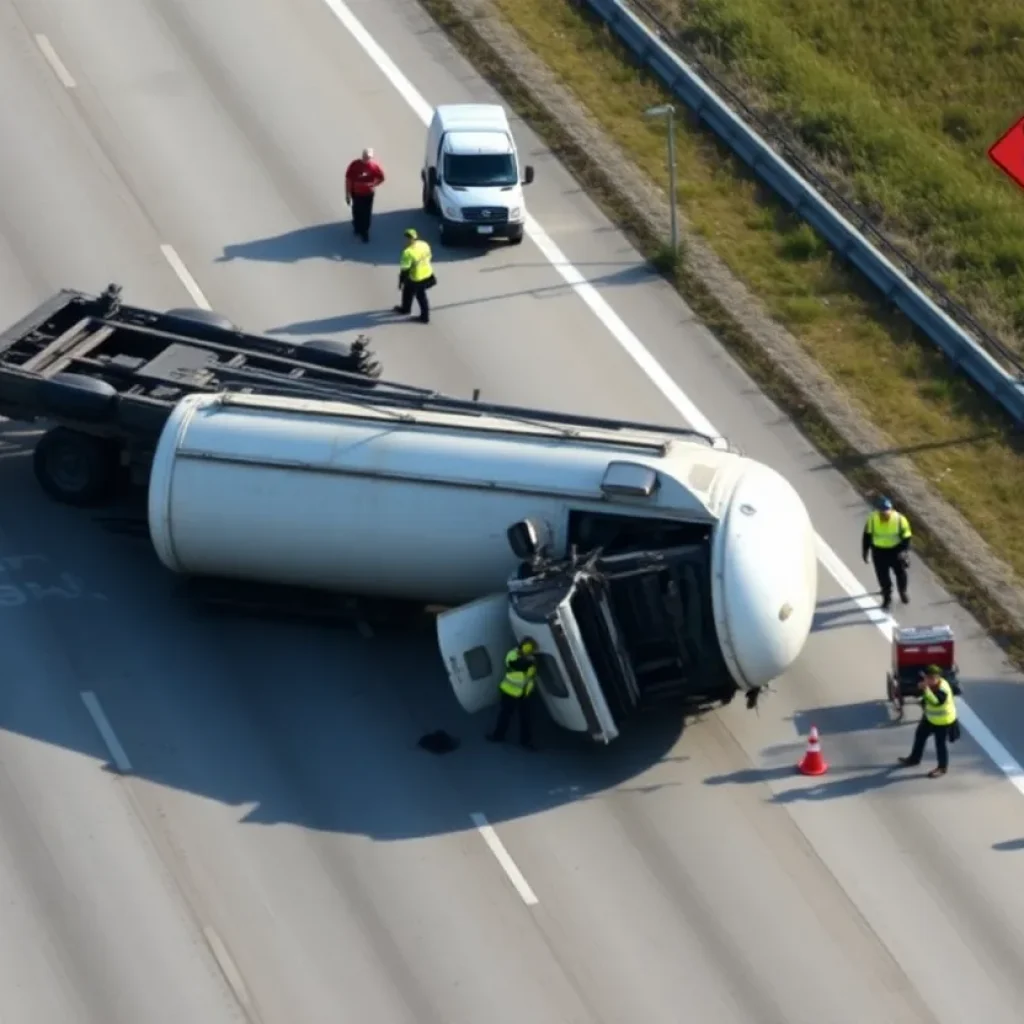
left=479, top=0, right=1024, bottom=585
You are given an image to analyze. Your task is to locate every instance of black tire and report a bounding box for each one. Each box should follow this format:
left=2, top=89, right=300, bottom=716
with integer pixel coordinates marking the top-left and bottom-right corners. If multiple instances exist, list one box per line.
left=165, top=307, right=236, bottom=331
left=298, top=338, right=355, bottom=370
left=509, top=229, right=524, bottom=245
left=38, top=373, right=118, bottom=424
left=33, top=427, right=119, bottom=507
left=422, top=185, right=438, bottom=215
left=439, top=221, right=455, bottom=246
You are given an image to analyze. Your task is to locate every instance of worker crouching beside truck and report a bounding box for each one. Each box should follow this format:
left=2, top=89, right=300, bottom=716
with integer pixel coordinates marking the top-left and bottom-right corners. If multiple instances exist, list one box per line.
left=898, top=666, right=960, bottom=777
left=862, top=496, right=912, bottom=612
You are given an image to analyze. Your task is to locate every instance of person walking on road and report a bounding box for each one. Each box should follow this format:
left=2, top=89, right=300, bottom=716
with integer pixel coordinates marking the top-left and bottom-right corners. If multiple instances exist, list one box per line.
left=487, top=639, right=539, bottom=750
left=393, top=228, right=435, bottom=324
left=898, top=665, right=960, bottom=777
left=862, top=496, right=912, bottom=611
left=345, top=148, right=386, bottom=242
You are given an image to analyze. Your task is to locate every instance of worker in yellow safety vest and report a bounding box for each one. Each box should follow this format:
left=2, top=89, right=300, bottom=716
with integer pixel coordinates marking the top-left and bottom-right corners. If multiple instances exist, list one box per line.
left=486, top=639, right=539, bottom=750
left=862, top=496, right=912, bottom=611
left=898, top=665, right=959, bottom=777
left=392, top=228, right=435, bottom=324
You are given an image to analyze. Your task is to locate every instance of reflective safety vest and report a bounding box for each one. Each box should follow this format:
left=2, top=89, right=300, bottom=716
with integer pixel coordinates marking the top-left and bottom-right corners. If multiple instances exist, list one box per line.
left=865, top=510, right=911, bottom=550
left=499, top=648, right=537, bottom=699
left=922, top=678, right=957, bottom=727
left=400, top=239, right=433, bottom=283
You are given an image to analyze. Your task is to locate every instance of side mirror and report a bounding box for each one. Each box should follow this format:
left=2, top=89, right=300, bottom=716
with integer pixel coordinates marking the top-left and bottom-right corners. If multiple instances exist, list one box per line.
left=507, top=518, right=550, bottom=561
left=427, top=167, right=438, bottom=189
left=523, top=165, right=535, bottom=185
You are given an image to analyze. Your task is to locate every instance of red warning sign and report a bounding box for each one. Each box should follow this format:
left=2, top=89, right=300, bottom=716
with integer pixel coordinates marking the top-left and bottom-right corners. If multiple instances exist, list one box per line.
left=988, top=115, right=1024, bottom=191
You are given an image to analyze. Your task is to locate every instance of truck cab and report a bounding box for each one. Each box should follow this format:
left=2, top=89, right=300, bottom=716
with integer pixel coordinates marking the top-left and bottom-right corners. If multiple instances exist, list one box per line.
left=421, top=104, right=535, bottom=245
left=437, top=459, right=819, bottom=745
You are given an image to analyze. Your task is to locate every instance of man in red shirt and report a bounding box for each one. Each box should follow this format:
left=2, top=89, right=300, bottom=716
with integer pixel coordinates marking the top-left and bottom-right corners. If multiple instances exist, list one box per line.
left=345, top=148, right=386, bottom=243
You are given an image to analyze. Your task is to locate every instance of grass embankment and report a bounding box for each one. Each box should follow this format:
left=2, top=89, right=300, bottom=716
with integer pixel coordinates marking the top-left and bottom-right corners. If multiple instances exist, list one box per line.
left=644, top=0, right=1024, bottom=343
left=417, top=0, right=1024, bottom=659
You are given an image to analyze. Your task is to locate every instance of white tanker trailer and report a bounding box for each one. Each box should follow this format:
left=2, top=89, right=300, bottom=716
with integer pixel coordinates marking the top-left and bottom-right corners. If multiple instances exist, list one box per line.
left=144, top=389, right=818, bottom=745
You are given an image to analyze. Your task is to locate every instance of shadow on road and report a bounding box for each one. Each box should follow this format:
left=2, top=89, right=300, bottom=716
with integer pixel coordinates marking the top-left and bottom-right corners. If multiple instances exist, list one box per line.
left=216, top=211, right=490, bottom=270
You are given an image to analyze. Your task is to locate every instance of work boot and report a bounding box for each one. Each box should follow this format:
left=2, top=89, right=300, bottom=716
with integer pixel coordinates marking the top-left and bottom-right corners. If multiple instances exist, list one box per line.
left=900, top=590, right=910, bottom=604
left=416, top=314, right=429, bottom=324
left=927, top=767, right=947, bottom=778
left=897, top=757, right=920, bottom=767
left=881, top=595, right=892, bottom=611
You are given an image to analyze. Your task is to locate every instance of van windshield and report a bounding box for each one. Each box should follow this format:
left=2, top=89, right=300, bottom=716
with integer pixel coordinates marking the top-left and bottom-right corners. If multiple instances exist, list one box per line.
left=443, top=153, right=517, bottom=187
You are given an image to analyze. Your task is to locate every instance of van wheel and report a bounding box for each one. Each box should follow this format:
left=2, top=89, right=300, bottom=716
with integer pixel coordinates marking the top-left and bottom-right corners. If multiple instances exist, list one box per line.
left=509, top=231, right=524, bottom=246
left=422, top=186, right=438, bottom=215
left=439, top=221, right=455, bottom=247
left=33, top=427, right=119, bottom=507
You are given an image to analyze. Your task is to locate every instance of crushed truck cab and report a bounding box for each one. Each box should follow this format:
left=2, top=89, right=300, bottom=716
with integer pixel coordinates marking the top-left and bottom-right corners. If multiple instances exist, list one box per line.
left=437, top=457, right=817, bottom=744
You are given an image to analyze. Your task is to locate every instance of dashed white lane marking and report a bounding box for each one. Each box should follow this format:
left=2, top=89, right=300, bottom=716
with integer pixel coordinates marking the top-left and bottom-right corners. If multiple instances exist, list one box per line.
left=470, top=812, right=538, bottom=906
left=203, top=926, right=252, bottom=1010
left=320, top=0, right=1024, bottom=797
left=160, top=244, right=212, bottom=310
left=80, top=691, right=132, bottom=773
left=35, top=34, right=76, bottom=89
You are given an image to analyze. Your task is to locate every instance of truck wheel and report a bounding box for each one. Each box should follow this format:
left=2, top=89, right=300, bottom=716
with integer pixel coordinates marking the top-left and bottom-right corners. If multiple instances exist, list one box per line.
left=165, top=307, right=236, bottom=331
left=38, top=373, right=118, bottom=424
left=422, top=186, right=438, bottom=215
left=33, top=427, right=119, bottom=507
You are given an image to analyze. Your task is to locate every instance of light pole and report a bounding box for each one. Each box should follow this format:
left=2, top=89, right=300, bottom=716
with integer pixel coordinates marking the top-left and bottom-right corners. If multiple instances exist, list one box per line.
left=644, top=103, right=678, bottom=256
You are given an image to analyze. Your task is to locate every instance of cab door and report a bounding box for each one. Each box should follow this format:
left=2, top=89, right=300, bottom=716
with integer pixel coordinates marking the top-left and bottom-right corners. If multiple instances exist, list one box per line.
left=509, top=576, right=620, bottom=745
left=436, top=593, right=517, bottom=715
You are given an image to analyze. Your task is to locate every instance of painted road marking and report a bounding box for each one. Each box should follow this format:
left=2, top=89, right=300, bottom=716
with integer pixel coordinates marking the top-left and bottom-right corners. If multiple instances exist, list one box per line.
left=470, top=812, right=538, bottom=906
left=160, top=244, right=212, bottom=310
left=35, top=35, right=76, bottom=89
left=203, top=926, right=252, bottom=1010
left=80, top=691, right=132, bottom=773
left=320, top=0, right=1024, bottom=796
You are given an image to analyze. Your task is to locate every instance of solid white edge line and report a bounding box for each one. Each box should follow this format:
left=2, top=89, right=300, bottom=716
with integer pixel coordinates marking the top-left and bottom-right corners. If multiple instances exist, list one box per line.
left=35, top=34, right=76, bottom=89
left=320, top=0, right=1024, bottom=797
left=159, top=244, right=212, bottom=310
left=203, top=926, right=252, bottom=1009
left=470, top=812, right=539, bottom=906
left=80, top=691, right=132, bottom=773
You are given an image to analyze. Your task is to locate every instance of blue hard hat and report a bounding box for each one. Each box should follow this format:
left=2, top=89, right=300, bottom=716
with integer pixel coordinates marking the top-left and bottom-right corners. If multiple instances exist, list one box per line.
left=876, top=496, right=893, bottom=511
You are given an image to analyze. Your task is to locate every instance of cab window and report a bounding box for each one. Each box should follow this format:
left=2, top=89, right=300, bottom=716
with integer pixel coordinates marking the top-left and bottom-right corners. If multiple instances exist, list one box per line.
left=463, top=646, right=494, bottom=681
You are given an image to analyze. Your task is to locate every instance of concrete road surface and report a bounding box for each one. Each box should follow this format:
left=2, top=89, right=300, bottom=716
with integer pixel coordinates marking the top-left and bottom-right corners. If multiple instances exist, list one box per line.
left=1, top=0, right=1024, bottom=1020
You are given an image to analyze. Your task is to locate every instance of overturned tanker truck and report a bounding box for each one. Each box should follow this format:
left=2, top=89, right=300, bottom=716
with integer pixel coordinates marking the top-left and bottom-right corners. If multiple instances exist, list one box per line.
left=0, top=285, right=818, bottom=744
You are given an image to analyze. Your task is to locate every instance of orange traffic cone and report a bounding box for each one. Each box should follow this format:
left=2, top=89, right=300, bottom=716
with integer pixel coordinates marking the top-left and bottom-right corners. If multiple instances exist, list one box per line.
left=797, top=726, right=829, bottom=776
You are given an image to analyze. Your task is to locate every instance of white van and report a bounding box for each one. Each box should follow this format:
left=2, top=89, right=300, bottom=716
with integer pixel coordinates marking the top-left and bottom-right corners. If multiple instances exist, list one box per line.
left=421, top=104, right=535, bottom=245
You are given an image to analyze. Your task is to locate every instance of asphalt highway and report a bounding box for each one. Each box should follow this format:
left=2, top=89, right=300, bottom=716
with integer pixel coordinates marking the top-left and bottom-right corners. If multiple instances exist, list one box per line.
left=2, top=0, right=1024, bottom=1020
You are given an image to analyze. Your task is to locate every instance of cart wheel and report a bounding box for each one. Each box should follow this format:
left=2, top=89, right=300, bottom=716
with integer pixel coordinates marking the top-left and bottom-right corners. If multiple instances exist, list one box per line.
left=885, top=673, right=904, bottom=721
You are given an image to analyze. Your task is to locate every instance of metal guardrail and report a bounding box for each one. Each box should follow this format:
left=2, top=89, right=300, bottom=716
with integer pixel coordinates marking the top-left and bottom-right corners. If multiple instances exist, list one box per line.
left=579, top=0, right=1024, bottom=424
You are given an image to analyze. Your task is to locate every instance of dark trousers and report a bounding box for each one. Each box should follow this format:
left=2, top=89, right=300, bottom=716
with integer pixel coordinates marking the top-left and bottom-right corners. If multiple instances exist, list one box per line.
left=489, top=692, right=534, bottom=746
left=398, top=280, right=430, bottom=321
left=907, top=717, right=949, bottom=771
left=351, top=193, right=375, bottom=239
left=871, top=547, right=908, bottom=603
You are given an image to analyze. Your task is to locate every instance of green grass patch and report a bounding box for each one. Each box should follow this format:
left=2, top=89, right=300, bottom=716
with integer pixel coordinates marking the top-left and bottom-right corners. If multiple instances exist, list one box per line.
left=645, top=0, right=1024, bottom=343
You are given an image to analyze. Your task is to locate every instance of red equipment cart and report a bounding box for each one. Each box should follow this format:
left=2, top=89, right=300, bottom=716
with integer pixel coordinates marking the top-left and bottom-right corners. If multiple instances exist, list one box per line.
left=885, top=624, right=962, bottom=721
